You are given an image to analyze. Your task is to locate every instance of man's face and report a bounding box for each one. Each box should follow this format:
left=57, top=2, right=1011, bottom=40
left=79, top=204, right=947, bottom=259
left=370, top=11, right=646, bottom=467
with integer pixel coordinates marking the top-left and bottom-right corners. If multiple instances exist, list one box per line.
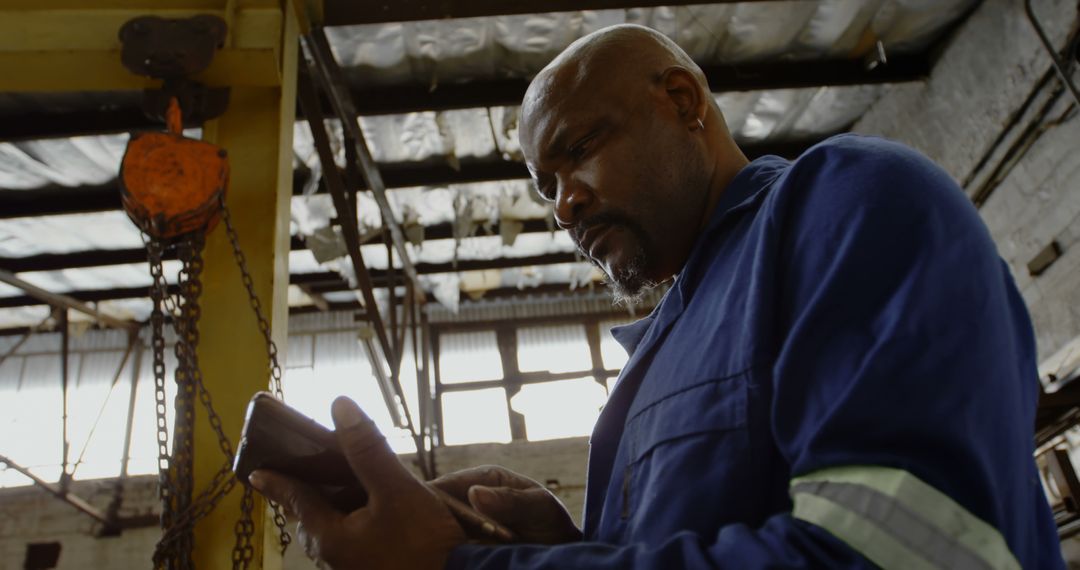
left=520, top=70, right=703, bottom=301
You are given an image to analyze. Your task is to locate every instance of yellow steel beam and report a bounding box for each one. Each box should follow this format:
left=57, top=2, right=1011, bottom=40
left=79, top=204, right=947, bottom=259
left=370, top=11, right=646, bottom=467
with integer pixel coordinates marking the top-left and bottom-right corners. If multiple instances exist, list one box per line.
left=0, top=4, right=283, bottom=91
left=191, top=2, right=297, bottom=569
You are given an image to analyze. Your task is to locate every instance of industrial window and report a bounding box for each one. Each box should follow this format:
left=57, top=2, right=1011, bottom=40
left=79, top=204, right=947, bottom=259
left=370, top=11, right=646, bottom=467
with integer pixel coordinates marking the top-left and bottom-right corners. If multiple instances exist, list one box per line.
left=510, top=377, right=607, bottom=441
left=438, top=331, right=503, bottom=384
left=440, top=389, right=512, bottom=446
left=516, top=324, right=591, bottom=373
left=282, top=331, right=417, bottom=454
left=599, top=317, right=635, bottom=372
left=434, top=316, right=632, bottom=446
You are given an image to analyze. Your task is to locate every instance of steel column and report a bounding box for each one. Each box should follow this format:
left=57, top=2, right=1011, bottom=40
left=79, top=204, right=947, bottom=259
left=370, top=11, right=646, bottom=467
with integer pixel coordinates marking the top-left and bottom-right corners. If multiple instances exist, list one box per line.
left=190, top=2, right=299, bottom=567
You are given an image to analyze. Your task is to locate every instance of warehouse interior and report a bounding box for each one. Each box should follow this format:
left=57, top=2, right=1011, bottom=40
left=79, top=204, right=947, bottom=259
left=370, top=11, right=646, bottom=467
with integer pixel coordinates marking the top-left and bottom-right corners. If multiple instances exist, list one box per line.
left=1, top=0, right=1079, bottom=568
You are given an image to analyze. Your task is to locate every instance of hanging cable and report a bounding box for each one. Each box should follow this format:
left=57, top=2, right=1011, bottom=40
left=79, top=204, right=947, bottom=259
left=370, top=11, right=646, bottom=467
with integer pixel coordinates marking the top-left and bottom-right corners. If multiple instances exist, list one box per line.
left=1024, top=0, right=1080, bottom=108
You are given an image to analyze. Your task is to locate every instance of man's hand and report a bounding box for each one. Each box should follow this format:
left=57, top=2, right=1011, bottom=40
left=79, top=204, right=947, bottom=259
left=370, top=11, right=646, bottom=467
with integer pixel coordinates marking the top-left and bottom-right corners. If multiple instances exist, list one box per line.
left=432, top=465, right=583, bottom=545
left=248, top=397, right=466, bottom=570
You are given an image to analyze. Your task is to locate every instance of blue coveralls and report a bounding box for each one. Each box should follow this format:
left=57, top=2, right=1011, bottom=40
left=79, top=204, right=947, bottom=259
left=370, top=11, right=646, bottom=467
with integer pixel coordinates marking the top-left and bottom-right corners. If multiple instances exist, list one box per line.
left=446, top=135, right=1065, bottom=569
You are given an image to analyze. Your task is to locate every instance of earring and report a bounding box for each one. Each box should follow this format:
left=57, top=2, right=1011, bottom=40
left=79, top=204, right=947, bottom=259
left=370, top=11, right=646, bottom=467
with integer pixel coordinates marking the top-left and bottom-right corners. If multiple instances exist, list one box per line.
left=696, top=117, right=705, bottom=131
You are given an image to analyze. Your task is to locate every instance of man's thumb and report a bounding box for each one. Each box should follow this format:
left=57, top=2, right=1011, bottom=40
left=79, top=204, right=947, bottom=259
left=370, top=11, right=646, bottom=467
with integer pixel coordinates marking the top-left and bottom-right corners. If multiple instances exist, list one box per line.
left=467, top=485, right=504, bottom=513
left=468, top=485, right=539, bottom=521
left=331, top=396, right=414, bottom=498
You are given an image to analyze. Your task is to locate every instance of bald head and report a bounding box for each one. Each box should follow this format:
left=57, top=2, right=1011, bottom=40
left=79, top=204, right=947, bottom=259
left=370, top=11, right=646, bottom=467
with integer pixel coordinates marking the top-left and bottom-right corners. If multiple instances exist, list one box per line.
left=524, top=25, right=710, bottom=114
left=522, top=25, right=718, bottom=139
left=518, top=24, right=747, bottom=303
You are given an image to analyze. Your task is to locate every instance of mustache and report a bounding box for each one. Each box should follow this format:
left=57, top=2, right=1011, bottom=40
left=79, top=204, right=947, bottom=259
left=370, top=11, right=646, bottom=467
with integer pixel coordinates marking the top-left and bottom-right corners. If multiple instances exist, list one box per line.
left=568, top=211, right=638, bottom=245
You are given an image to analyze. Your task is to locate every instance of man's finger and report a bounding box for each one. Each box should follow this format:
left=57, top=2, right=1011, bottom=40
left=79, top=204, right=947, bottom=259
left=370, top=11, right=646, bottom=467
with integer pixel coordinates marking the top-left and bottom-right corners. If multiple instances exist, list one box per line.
left=248, top=469, right=339, bottom=537
left=467, top=485, right=534, bottom=521
left=330, top=396, right=421, bottom=499
left=431, top=465, right=533, bottom=501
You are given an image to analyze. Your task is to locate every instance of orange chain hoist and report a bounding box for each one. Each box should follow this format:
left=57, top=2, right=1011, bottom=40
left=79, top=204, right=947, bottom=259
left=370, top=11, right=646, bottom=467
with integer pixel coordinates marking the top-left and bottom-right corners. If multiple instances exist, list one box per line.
left=116, top=14, right=290, bottom=570
left=120, top=97, right=228, bottom=239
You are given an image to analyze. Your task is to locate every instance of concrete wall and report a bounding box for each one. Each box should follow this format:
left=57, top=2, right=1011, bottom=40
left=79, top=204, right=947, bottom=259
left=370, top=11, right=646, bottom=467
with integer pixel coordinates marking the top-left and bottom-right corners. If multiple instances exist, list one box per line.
left=0, top=477, right=159, bottom=569
left=853, top=0, right=1080, bottom=362
left=0, top=437, right=589, bottom=569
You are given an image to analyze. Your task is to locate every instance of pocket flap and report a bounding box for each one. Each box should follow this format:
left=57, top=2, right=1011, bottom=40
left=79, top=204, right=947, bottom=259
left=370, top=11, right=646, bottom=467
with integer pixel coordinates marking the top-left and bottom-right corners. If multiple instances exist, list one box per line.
left=624, top=373, right=747, bottom=463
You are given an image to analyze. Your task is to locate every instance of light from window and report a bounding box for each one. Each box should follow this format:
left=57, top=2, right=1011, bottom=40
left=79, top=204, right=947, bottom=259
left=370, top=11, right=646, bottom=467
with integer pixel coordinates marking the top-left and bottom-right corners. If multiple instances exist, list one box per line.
left=510, top=378, right=607, bottom=441
left=439, top=331, right=503, bottom=384
left=599, top=318, right=635, bottom=371
left=440, top=389, right=511, bottom=446
left=517, top=325, right=591, bottom=373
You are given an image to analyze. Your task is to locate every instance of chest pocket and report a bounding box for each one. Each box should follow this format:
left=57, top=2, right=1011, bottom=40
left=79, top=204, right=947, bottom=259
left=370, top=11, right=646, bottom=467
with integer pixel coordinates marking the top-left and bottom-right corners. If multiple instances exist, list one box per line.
left=626, top=372, right=748, bottom=461
left=619, top=371, right=749, bottom=532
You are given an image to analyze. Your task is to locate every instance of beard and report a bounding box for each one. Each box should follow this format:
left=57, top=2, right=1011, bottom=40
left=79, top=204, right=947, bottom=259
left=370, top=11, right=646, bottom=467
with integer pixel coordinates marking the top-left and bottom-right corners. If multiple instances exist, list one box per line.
left=571, top=212, right=659, bottom=306
left=606, top=244, right=658, bottom=306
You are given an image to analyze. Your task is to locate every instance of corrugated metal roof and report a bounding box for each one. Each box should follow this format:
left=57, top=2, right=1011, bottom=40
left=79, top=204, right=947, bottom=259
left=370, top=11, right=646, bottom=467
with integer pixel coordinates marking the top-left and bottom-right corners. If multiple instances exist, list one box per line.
left=0, top=1, right=977, bottom=328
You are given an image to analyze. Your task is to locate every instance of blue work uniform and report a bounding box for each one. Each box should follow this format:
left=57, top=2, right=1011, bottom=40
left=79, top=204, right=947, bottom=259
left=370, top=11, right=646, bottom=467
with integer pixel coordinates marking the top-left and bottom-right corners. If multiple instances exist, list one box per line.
left=446, top=135, right=1064, bottom=569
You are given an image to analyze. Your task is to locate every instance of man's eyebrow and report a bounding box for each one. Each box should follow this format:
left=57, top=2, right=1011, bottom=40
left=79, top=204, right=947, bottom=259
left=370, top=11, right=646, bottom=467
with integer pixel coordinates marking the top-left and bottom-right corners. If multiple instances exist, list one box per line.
left=541, top=122, right=573, bottom=163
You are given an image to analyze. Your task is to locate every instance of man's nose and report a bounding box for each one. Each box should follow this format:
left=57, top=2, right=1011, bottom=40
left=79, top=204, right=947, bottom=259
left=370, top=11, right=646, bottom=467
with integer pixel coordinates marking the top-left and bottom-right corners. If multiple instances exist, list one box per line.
left=553, top=176, right=594, bottom=230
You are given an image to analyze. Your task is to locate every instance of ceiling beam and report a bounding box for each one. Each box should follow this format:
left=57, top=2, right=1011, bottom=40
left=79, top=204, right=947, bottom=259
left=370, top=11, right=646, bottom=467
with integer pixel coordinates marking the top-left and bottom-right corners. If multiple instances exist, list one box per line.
left=0, top=249, right=582, bottom=308
left=0, top=220, right=556, bottom=273
left=316, top=56, right=928, bottom=116
left=0, top=268, right=137, bottom=330
left=323, top=0, right=790, bottom=26
left=0, top=138, right=818, bottom=219
left=286, top=281, right=614, bottom=317
left=0, top=159, right=518, bottom=219
left=0, top=56, right=928, bottom=140
left=301, top=252, right=581, bottom=292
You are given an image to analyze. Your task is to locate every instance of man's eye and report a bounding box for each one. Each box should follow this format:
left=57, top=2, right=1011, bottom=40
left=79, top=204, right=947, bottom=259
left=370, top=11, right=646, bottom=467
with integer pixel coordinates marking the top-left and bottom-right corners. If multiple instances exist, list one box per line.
left=569, top=135, right=595, bottom=160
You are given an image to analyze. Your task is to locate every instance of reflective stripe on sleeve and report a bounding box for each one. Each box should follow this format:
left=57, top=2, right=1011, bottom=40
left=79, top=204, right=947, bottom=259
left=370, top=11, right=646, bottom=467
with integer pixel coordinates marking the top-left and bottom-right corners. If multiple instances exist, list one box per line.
left=790, top=466, right=1020, bottom=570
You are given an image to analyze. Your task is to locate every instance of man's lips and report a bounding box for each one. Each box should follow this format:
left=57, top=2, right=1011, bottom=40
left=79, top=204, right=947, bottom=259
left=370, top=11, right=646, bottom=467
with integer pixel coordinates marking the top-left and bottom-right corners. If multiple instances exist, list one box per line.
left=576, top=223, right=615, bottom=259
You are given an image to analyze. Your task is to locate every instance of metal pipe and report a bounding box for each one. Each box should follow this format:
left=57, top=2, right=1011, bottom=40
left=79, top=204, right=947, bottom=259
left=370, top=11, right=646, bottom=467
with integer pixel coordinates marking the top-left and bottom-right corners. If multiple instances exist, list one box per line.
left=302, top=27, right=421, bottom=288
left=0, top=313, right=51, bottom=368
left=59, top=309, right=70, bottom=491
left=108, top=331, right=144, bottom=523
left=70, top=331, right=139, bottom=478
left=117, top=334, right=143, bottom=480
left=0, top=268, right=136, bottom=331
left=1024, top=0, right=1080, bottom=108
left=295, top=64, right=395, bottom=367
left=0, top=453, right=111, bottom=526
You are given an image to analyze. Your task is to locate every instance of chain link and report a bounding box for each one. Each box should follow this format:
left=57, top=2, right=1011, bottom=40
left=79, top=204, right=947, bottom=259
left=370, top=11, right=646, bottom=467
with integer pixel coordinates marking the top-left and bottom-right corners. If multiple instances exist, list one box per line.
left=147, top=214, right=293, bottom=567
left=221, top=202, right=292, bottom=553
left=148, top=239, right=179, bottom=570
left=232, top=487, right=256, bottom=568
left=173, top=236, right=200, bottom=570
left=220, top=202, right=285, bottom=400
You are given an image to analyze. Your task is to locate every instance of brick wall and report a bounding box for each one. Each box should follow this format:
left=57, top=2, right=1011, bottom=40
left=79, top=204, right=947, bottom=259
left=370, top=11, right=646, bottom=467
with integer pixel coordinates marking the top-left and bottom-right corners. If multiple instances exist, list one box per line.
left=0, top=477, right=158, bottom=569
left=0, top=437, right=589, bottom=569
left=853, top=0, right=1080, bottom=362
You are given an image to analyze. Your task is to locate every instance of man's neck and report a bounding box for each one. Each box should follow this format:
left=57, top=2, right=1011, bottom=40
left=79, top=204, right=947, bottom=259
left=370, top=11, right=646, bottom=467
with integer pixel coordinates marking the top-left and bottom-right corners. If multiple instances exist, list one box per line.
left=697, top=144, right=750, bottom=235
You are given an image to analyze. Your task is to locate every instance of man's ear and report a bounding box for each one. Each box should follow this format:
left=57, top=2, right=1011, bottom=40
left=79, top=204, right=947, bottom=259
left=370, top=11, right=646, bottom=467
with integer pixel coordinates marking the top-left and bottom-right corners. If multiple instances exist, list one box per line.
left=660, top=66, right=708, bottom=130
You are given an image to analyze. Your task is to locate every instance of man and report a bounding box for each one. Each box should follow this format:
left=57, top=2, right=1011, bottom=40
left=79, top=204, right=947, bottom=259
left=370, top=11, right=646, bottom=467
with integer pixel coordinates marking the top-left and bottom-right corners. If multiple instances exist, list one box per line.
left=250, top=25, right=1065, bottom=569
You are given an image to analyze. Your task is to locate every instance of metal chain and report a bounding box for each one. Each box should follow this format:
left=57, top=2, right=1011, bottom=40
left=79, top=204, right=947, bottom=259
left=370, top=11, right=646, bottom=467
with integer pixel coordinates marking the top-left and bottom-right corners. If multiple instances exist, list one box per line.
left=148, top=238, right=179, bottom=570
left=220, top=201, right=292, bottom=553
left=172, top=236, right=199, bottom=570
left=148, top=217, right=293, bottom=566
left=270, top=501, right=291, bottom=554
left=148, top=233, right=257, bottom=570
left=220, top=202, right=285, bottom=400
left=232, top=487, right=256, bottom=568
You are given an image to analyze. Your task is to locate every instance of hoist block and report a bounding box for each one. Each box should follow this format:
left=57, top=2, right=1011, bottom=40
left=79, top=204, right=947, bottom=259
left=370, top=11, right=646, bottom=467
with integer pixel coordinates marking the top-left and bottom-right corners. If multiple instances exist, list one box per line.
left=120, top=99, right=229, bottom=239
